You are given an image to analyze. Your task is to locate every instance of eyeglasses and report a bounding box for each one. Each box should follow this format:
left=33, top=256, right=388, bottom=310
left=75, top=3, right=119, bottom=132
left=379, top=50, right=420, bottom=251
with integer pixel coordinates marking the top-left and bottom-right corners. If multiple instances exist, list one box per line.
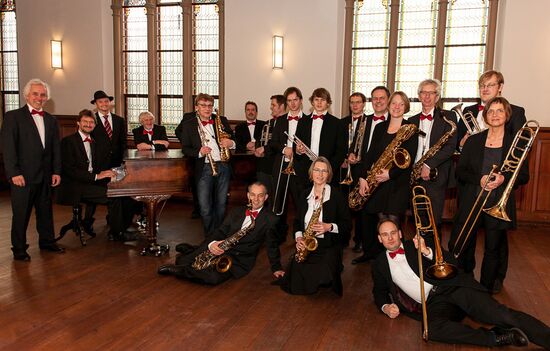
left=487, top=108, right=506, bottom=116
left=312, top=168, right=329, bottom=174
left=379, top=230, right=399, bottom=238
left=197, top=103, right=214, bottom=108
left=419, top=91, right=437, bottom=96
left=480, top=83, right=499, bottom=89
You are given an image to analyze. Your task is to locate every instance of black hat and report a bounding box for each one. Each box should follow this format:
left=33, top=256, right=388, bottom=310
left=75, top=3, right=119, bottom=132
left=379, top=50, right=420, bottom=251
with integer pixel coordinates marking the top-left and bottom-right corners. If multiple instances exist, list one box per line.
left=90, top=90, right=114, bottom=104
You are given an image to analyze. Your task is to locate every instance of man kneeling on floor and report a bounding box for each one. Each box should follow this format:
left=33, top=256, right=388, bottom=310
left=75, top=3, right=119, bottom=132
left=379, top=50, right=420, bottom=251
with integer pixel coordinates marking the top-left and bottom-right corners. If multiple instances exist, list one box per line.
left=158, top=181, right=285, bottom=285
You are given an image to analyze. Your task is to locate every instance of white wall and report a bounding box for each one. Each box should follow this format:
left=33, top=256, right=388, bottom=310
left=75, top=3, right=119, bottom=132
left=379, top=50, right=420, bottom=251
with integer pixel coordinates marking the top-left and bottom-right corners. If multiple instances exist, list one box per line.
left=495, top=0, right=550, bottom=126
left=224, top=0, right=344, bottom=120
left=16, top=0, right=114, bottom=114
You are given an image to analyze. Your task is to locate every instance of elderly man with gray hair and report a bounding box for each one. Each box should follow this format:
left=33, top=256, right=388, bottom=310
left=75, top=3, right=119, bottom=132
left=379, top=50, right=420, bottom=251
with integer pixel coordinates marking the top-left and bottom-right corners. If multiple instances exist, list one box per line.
left=132, top=111, right=169, bottom=151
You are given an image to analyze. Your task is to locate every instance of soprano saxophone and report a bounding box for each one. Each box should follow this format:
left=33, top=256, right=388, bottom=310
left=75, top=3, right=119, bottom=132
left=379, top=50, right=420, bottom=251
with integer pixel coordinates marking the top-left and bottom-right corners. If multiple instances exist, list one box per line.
left=295, top=188, right=325, bottom=263
left=410, top=113, right=457, bottom=185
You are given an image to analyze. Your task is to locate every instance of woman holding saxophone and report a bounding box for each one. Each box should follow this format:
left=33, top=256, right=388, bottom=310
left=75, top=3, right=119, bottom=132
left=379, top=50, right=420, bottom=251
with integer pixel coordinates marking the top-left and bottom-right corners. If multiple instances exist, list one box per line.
left=448, top=97, right=530, bottom=294
left=279, top=157, right=351, bottom=296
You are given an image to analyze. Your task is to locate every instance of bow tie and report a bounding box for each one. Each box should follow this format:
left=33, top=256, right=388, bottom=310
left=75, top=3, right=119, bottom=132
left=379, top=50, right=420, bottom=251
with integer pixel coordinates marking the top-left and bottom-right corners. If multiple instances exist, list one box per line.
left=287, top=116, right=299, bottom=121
left=201, top=119, right=214, bottom=126
left=478, top=105, right=484, bottom=111
left=312, top=114, right=324, bottom=120
left=31, top=109, right=44, bottom=116
left=246, top=209, right=259, bottom=218
left=247, top=121, right=256, bottom=126
left=143, top=130, right=153, bottom=135
left=83, top=137, right=92, bottom=143
left=389, top=247, right=405, bottom=259
left=420, top=114, right=433, bottom=121
left=372, top=115, right=385, bottom=121
left=352, top=115, right=362, bottom=120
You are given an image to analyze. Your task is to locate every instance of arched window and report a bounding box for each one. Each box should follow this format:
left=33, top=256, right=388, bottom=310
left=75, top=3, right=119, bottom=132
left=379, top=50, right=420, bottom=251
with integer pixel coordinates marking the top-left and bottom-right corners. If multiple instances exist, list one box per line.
left=0, top=0, right=19, bottom=117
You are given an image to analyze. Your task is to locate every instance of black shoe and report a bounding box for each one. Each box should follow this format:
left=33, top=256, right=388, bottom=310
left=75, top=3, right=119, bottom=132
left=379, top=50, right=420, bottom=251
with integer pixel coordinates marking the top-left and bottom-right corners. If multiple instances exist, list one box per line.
left=492, top=327, right=529, bottom=347
left=39, top=244, right=65, bottom=253
left=13, top=252, right=31, bottom=261
left=352, top=254, right=371, bottom=265
left=491, top=279, right=503, bottom=294
left=82, top=218, right=96, bottom=238
left=191, top=211, right=200, bottom=219
left=352, top=244, right=362, bottom=253
left=157, top=264, right=182, bottom=276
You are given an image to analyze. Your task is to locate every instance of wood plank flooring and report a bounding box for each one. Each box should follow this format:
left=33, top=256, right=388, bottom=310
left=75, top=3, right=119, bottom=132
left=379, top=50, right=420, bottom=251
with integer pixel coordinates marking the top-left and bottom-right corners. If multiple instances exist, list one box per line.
left=0, top=191, right=549, bottom=350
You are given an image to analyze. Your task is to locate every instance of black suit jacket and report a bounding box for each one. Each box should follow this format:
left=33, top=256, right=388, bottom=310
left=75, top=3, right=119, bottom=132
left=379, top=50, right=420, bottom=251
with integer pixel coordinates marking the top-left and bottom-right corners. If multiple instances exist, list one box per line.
left=132, top=124, right=168, bottom=151
left=268, top=114, right=291, bottom=176
left=235, top=120, right=265, bottom=153
left=408, top=108, right=458, bottom=189
left=91, top=112, right=127, bottom=170
left=175, top=111, right=196, bottom=142
left=0, top=106, right=61, bottom=184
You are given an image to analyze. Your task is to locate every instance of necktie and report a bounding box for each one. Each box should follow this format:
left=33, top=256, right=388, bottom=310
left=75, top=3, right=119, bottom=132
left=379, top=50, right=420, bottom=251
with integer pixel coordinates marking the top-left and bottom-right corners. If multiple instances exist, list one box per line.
left=287, top=116, right=299, bottom=121
left=143, top=130, right=153, bottom=135
left=372, top=115, right=385, bottom=121
left=246, top=209, right=259, bottom=218
left=478, top=105, right=484, bottom=111
left=312, top=114, right=324, bottom=120
left=420, top=114, right=433, bottom=121
left=31, top=109, right=44, bottom=116
left=247, top=121, right=256, bottom=126
left=83, top=137, right=92, bottom=143
left=389, top=247, right=405, bottom=259
left=201, top=119, right=214, bottom=126
left=103, top=115, right=113, bottom=139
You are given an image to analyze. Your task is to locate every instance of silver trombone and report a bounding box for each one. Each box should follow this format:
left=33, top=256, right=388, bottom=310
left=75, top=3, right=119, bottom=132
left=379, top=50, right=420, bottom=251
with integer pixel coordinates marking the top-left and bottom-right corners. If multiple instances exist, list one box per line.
left=451, top=103, right=486, bottom=136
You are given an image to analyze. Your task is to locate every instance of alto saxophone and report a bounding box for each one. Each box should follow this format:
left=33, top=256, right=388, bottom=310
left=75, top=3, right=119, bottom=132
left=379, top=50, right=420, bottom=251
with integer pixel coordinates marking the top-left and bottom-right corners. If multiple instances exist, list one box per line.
left=295, top=188, right=325, bottom=263
left=348, top=124, right=419, bottom=211
left=410, top=113, right=457, bottom=185
left=192, top=204, right=256, bottom=273
left=215, top=115, right=232, bottom=162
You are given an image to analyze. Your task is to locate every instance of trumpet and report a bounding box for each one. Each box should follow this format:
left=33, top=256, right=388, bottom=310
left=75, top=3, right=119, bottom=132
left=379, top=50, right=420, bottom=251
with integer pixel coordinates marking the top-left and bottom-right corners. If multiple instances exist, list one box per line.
left=451, top=103, right=486, bottom=136
left=285, top=131, right=318, bottom=161
left=196, top=116, right=218, bottom=177
left=451, top=120, right=539, bottom=258
left=259, top=121, right=272, bottom=146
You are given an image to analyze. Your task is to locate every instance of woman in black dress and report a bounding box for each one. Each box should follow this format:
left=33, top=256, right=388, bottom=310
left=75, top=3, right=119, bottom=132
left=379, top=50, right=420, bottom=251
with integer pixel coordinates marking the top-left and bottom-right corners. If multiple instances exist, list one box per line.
left=449, top=96, right=529, bottom=293
left=280, top=156, right=351, bottom=296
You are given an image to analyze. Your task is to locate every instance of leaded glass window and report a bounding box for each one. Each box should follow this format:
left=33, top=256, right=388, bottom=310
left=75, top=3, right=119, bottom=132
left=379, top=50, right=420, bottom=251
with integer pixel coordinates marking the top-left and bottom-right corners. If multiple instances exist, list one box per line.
left=1, top=0, right=19, bottom=115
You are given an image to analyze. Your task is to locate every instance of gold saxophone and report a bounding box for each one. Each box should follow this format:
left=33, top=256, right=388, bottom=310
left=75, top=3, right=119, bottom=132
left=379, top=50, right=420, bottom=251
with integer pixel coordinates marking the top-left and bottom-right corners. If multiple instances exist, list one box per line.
left=295, top=188, right=325, bottom=263
left=348, top=124, right=419, bottom=211
left=215, top=115, right=232, bottom=162
left=410, top=113, right=457, bottom=185
left=192, top=204, right=256, bottom=273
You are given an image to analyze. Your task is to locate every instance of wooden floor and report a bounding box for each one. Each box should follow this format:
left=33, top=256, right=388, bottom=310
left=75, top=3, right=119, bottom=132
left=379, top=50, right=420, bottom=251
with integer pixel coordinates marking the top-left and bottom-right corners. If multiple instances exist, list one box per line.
left=0, top=190, right=549, bottom=351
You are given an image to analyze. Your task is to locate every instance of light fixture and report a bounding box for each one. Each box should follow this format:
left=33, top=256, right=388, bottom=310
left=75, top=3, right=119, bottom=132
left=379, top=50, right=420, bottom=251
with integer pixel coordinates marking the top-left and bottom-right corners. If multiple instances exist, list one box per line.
left=51, top=40, right=63, bottom=69
left=272, top=35, right=283, bottom=69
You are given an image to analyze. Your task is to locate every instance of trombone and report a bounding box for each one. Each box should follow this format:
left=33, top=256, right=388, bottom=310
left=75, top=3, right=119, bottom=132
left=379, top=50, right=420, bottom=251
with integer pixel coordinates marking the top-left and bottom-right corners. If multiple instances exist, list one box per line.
left=340, top=123, right=354, bottom=185
left=271, top=131, right=298, bottom=215
left=451, top=120, right=539, bottom=258
left=451, top=103, right=486, bottom=136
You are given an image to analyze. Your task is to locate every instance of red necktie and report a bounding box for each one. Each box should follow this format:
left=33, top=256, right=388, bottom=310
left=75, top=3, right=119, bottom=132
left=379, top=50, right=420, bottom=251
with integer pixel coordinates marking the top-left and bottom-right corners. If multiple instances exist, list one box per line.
left=143, top=130, right=153, bottom=135
left=246, top=209, right=258, bottom=218
left=287, top=116, right=299, bottom=121
left=247, top=122, right=256, bottom=126
left=201, top=119, right=214, bottom=126
left=389, top=247, right=405, bottom=259
left=420, top=114, right=433, bottom=121
left=83, top=137, right=92, bottom=143
left=372, top=115, right=385, bottom=121
left=31, top=109, right=44, bottom=116
left=312, top=114, right=324, bottom=120
left=103, top=115, right=113, bottom=139
left=478, top=105, right=484, bottom=111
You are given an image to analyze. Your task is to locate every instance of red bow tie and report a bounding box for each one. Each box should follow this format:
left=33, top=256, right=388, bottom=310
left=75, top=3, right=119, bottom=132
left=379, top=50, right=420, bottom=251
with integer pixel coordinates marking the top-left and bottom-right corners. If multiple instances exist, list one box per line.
left=352, top=115, right=362, bottom=120
left=420, top=114, right=433, bottom=121
left=143, top=130, right=153, bottom=135
left=83, top=137, right=92, bottom=143
left=246, top=209, right=259, bottom=218
left=287, top=116, right=299, bottom=121
left=372, top=115, right=385, bottom=121
left=312, top=114, right=324, bottom=120
left=389, top=247, right=405, bottom=259
left=31, top=109, right=44, bottom=116
left=247, top=122, right=256, bottom=126
left=478, top=105, right=484, bottom=111
left=201, top=119, right=214, bottom=126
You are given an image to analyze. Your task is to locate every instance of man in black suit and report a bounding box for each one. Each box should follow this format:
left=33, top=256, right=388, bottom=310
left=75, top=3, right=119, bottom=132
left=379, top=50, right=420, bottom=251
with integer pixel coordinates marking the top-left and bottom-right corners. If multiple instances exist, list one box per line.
left=458, top=70, right=526, bottom=150
left=157, top=182, right=284, bottom=285
left=175, top=111, right=201, bottom=218
left=179, top=93, right=236, bottom=236
left=235, top=101, right=264, bottom=153
left=408, top=79, right=457, bottom=227
left=372, top=218, right=550, bottom=348
left=132, top=111, right=169, bottom=151
left=0, top=78, right=64, bottom=260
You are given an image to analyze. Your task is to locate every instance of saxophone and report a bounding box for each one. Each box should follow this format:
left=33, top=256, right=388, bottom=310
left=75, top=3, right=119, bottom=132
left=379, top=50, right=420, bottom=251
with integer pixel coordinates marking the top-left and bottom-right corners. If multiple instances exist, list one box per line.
left=410, top=113, right=456, bottom=185
left=192, top=205, right=256, bottom=273
left=295, top=188, right=325, bottom=263
left=348, top=124, right=419, bottom=211
left=214, top=115, right=232, bottom=162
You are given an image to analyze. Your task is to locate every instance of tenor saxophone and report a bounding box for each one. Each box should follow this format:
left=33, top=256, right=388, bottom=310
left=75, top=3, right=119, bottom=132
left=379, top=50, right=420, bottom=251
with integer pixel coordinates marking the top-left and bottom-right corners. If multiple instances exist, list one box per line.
left=295, top=188, right=325, bottom=263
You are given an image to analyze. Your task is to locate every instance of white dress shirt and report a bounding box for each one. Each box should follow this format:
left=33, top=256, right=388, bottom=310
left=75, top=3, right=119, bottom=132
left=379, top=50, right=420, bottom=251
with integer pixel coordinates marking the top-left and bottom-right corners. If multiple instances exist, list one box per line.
left=310, top=111, right=326, bottom=157
left=367, top=112, right=388, bottom=152
left=78, top=130, right=93, bottom=172
left=415, top=107, right=435, bottom=164
left=28, top=105, right=45, bottom=148
left=386, top=245, right=433, bottom=304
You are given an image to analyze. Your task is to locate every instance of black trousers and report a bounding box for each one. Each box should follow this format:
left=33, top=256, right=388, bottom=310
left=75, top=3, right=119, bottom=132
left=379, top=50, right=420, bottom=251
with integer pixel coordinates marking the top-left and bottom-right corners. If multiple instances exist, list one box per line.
left=10, top=180, right=55, bottom=252
left=174, top=250, right=232, bottom=285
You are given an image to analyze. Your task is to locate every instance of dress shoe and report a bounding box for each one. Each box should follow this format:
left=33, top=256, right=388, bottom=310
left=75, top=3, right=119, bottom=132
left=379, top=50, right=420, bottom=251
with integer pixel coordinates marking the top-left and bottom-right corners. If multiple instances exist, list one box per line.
left=13, top=252, right=31, bottom=261
left=352, top=244, right=363, bottom=253
left=39, top=244, right=65, bottom=253
left=491, top=279, right=503, bottom=294
left=352, top=254, right=372, bottom=265
left=157, top=264, right=183, bottom=276
left=492, top=327, right=529, bottom=347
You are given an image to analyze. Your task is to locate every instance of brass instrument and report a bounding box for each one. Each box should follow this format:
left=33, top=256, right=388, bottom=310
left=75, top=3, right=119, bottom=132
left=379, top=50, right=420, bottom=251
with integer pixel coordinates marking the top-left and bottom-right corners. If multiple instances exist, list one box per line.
left=259, top=121, right=272, bottom=146
left=192, top=204, right=256, bottom=273
left=272, top=131, right=297, bottom=215
left=196, top=116, right=218, bottom=177
left=452, top=103, right=486, bottom=136
left=295, top=188, right=325, bottom=263
left=285, top=131, right=318, bottom=161
left=340, top=123, right=355, bottom=185
left=410, top=113, right=457, bottom=185
left=451, top=120, right=539, bottom=258
left=348, top=124, right=419, bottom=211
left=214, top=115, right=232, bottom=162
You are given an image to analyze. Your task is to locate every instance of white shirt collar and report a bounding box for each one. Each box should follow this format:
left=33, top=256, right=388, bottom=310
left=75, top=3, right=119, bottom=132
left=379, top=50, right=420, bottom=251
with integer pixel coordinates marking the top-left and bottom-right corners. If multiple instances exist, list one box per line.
left=306, top=184, right=331, bottom=202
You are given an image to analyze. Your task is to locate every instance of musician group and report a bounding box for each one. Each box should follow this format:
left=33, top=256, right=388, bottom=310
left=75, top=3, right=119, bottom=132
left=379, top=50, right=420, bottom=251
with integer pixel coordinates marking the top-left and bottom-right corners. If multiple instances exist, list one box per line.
left=2, top=72, right=550, bottom=348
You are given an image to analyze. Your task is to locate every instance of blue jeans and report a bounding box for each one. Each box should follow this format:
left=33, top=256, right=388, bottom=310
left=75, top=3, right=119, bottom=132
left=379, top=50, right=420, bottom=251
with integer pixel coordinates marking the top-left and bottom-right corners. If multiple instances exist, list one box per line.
left=197, top=162, right=230, bottom=236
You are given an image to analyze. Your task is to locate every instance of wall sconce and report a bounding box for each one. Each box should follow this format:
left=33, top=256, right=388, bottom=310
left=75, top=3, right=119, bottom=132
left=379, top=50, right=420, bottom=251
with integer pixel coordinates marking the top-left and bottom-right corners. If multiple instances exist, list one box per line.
left=51, top=40, right=63, bottom=69
left=272, top=35, right=283, bottom=69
